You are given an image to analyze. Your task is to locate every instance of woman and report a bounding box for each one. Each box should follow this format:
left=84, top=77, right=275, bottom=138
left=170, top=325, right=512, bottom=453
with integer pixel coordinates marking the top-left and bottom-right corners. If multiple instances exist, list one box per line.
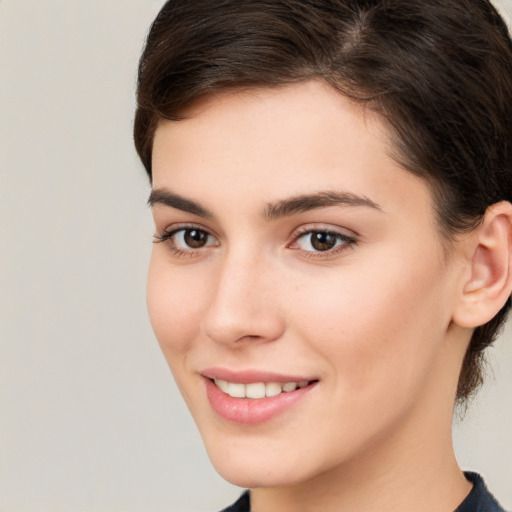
left=134, top=1, right=512, bottom=510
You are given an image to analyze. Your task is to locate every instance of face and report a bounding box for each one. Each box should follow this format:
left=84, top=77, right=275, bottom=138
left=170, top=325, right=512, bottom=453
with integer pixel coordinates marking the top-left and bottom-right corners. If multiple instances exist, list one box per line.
left=148, top=81, right=466, bottom=489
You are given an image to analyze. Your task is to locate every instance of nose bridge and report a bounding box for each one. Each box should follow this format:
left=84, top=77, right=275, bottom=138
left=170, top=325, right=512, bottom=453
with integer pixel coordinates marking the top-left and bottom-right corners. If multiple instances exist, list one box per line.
left=202, top=245, right=283, bottom=345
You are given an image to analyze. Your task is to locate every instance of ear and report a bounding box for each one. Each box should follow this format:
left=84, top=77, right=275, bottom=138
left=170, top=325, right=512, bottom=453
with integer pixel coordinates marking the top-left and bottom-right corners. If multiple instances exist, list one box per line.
left=453, top=201, right=512, bottom=328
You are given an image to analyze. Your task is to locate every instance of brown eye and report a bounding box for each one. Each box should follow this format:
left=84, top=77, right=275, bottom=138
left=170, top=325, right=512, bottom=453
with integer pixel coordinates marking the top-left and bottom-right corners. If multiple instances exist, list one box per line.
left=154, top=227, right=217, bottom=252
left=183, top=229, right=209, bottom=248
left=310, top=232, right=339, bottom=251
left=293, top=229, right=355, bottom=253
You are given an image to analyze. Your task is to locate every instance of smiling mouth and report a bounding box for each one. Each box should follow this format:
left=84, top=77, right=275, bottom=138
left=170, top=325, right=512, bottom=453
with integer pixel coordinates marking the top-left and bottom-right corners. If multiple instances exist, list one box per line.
left=212, top=378, right=316, bottom=399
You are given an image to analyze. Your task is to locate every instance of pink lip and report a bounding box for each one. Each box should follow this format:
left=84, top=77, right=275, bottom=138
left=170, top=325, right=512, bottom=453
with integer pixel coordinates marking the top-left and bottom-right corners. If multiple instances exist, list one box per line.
left=202, top=369, right=318, bottom=425
left=201, top=367, right=315, bottom=384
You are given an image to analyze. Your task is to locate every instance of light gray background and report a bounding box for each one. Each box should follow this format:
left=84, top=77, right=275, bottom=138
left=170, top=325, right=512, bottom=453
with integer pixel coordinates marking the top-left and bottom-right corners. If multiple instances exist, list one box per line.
left=1, top=1, right=511, bottom=511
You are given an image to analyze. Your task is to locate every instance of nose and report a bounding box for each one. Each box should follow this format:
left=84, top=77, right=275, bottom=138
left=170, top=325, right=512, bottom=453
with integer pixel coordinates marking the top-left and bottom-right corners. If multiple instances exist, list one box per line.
left=201, top=251, right=285, bottom=346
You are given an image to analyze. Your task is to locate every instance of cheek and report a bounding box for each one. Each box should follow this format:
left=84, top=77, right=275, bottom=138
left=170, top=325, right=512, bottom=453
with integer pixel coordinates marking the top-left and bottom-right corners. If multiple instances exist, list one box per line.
left=287, top=249, right=451, bottom=397
left=146, top=253, right=207, bottom=360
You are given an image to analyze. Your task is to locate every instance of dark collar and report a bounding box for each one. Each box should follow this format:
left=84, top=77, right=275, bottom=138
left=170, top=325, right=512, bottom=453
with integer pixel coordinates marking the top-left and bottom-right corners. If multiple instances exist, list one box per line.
left=220, top=472, right=506, bottom=512
left=456, top=472, right=506, bottom=512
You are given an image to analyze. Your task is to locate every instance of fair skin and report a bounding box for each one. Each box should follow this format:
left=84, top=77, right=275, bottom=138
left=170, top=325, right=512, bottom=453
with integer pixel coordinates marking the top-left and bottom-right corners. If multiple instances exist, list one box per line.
left=147, top=81, right=512, bottom=512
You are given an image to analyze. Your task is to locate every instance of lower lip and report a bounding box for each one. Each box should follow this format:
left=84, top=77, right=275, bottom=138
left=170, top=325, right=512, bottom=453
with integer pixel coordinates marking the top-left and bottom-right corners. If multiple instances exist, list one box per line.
left=204, top=378, right=316, bottom=425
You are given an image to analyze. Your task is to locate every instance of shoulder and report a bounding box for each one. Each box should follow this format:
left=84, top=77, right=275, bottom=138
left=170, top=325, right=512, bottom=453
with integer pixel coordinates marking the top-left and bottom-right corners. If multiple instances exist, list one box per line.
left=219, top=491, right=250, bottom=512
left=456, top=472, right=508, bottom=512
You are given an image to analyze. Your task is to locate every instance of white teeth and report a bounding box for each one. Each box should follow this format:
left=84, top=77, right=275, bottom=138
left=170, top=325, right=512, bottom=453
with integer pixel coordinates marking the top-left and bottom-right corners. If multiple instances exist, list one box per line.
left=246, top=382, right=266, bottom=399
left=228, top=382, right=245, bottom=398
left=214, top=379, right=229, bottom=393
left=282, top=381, right=297, bottom=392
left=213, top=379, right=311, bottom=398
left=265, top=382, right=282, bottom=397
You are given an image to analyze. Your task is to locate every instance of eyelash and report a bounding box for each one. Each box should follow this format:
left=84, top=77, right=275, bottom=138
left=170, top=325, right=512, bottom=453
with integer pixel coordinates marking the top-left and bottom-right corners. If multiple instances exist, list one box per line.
left=153, top=224, right=217, bottom=258
left=153, top=225, right=357, bottom=260
left=290, top=227, right=357, bottom=259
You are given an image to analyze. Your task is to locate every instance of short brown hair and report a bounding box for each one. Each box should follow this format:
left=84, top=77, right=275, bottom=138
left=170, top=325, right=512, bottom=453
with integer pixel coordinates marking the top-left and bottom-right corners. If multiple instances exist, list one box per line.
left=134, top=0, right=512, bottom=402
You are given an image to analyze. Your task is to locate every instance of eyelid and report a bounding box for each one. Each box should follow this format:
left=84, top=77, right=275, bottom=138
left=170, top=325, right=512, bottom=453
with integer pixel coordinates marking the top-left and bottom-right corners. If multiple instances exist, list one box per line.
left=288, top=224, right=358, bottom=258
left=153, top=223, right=219, bottom=256
left=154, top=222, right=218, bottom=239
left=290, top=223, right=358, bottom=241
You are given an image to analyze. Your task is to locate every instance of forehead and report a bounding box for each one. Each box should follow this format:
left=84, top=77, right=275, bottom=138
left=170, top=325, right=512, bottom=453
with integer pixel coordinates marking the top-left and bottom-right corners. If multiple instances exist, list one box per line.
left=151, top=81, right=437, bottom=228
left=153, top=81, right=389, bottom=177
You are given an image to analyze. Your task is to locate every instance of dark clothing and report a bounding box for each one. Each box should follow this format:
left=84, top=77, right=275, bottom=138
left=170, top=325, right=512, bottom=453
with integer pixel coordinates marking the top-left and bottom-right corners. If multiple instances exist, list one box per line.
left=456, top=473, right=507, bottom=512
left=220, top=491, right=250, bottom=512
left=220, top=472, right=507, bottom=512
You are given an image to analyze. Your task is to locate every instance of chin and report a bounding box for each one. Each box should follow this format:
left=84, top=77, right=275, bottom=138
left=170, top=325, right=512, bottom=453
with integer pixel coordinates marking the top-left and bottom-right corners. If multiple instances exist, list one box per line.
left=201, top=433, right=324, bottom=489
left=211, top=457, right=306, bottom=489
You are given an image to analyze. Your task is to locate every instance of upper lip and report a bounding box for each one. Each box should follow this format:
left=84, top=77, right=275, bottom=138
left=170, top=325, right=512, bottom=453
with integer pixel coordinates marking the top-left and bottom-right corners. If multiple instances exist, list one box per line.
left=201, top=367, right=317, bottom=384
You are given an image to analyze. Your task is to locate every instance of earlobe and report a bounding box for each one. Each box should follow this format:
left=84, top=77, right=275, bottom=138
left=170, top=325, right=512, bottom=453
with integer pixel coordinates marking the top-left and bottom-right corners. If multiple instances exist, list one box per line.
left=453, top=201, right=512, bottom=328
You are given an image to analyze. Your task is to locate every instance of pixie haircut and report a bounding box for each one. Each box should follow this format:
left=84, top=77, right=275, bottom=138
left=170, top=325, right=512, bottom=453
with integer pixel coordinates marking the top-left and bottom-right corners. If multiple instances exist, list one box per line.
left=134, top=0, right=512, bottom=402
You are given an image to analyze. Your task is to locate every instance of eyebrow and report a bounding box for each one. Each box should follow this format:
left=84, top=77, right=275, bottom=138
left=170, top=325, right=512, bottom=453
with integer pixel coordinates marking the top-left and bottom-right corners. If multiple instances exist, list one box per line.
left=148, top=188, right=382, bottom=220
left=148, top=189, right=213, bottom=218
left=263, top=191, right=382, bottom=220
